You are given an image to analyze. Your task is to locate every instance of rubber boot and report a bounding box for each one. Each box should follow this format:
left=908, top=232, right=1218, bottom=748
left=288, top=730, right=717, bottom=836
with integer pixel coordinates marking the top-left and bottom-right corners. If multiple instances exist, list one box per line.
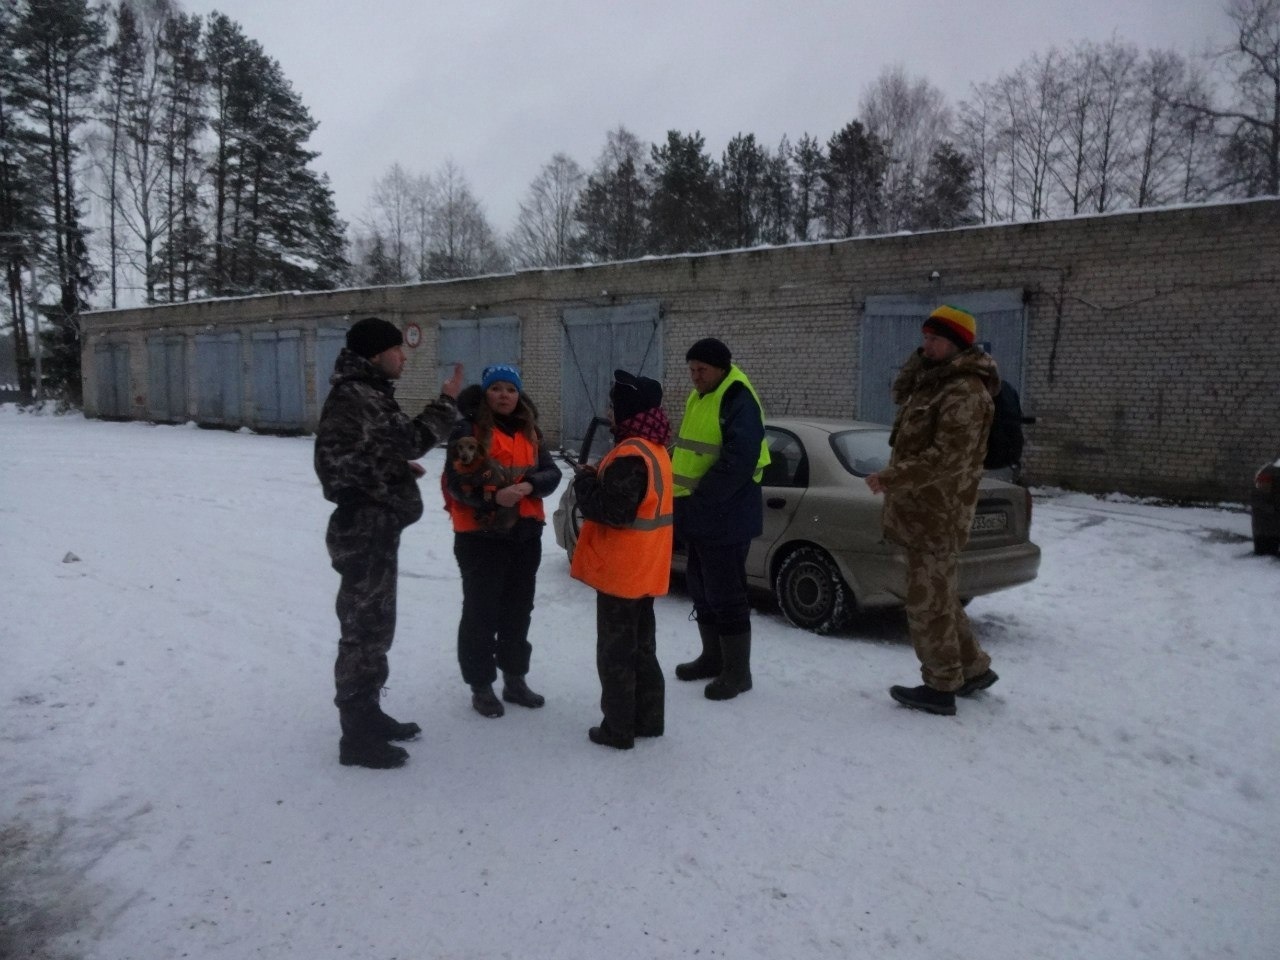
left=338, top=699, right=409, bottom=769
left=471, top=682, right=505, bottom=718
left=704, top=629, right=753, bottom=701
left=501, top=671, right=545, bottom=708
left=675, top=619, right=722, bottom=681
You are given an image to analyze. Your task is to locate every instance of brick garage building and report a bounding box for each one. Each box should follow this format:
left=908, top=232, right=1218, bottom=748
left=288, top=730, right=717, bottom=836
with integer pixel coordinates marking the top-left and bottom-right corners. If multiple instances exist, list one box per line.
left=80, top=198, right=1280, bottom=501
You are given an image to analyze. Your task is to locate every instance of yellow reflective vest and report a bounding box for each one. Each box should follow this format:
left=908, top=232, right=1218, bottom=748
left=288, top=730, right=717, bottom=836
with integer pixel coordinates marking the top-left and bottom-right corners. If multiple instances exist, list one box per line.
left=671, top=365, right=770, bottom=497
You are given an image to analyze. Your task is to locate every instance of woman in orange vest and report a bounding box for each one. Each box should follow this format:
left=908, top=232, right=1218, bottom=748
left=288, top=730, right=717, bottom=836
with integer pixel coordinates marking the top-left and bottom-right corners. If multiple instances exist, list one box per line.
left=570, top=370, right=674, bottom=750
left=444, top=365, right=561, bottom=718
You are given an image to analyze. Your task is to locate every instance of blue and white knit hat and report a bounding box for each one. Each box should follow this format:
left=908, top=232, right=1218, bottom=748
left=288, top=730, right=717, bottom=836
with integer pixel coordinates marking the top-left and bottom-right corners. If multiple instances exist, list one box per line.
left=481, top=364, right=523, bottom=392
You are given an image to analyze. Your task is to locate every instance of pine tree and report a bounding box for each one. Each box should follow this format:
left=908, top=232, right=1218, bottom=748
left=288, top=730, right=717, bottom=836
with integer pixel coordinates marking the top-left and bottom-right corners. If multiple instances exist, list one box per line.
left=720, top=132, right=764, bottom=248
left=154, top=9, right=206, bottom=302
left=13, top=0, right=106, bottom=401
left=0, top=0, right=45, bottom=399
left=756, top=136, right=794, bottom=246
left=99, top=0, right=141, bottom=308
left=915, top=141, right=978, bottom=229
left=356, top=230, right=401, bottom=285
left=574, top=126, right=649, bottom=262
left=646, top=129, right=721, bottom=255
left=791, top=133, right=824, bottom=241
left=203, top=12, right=347, bottom=294
left=821, top=120, right=888, bottom=238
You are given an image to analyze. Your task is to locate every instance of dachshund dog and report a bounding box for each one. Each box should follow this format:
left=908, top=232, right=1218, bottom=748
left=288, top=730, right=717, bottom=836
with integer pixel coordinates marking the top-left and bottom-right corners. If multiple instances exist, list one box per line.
left=448, top=435, right=518, bottom=531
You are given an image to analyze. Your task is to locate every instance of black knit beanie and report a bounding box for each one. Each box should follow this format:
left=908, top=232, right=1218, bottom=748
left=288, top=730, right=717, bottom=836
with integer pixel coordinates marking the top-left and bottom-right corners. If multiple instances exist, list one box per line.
left=685, top=337, right=732, bottom=370
left=346, top=317, right=403, bottom=359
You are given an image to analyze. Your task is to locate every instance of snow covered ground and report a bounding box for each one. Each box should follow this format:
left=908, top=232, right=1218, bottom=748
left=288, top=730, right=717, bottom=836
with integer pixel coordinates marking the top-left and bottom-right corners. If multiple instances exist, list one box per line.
left=2, top=407, right=1276, bottom=960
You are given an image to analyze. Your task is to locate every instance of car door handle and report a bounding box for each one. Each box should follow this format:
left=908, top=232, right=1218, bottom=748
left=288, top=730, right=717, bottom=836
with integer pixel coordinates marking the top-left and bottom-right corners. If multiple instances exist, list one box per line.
left=766, top=497, right=787, bottom=509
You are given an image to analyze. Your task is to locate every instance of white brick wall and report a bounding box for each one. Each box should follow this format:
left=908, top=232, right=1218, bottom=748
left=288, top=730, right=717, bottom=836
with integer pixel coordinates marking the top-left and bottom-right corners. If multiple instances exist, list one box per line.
left=81, top=199, right=1280, bottom=501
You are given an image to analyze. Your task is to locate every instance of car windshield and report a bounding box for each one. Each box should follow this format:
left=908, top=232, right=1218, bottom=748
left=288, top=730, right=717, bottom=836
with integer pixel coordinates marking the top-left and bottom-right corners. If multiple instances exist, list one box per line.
left=831, top=429, right=892, bottom=477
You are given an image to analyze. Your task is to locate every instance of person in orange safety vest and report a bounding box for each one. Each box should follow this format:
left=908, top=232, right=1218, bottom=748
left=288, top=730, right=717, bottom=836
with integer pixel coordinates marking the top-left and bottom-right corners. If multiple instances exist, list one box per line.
left=444, top=365, right=562, bottom=719
left=570, top=369, right=674, bottom=750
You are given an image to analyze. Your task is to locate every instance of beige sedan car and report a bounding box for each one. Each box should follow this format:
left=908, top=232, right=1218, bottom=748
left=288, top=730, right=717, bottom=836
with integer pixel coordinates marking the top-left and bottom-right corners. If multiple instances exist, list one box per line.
left=554, top=417, right=1041, bottom=634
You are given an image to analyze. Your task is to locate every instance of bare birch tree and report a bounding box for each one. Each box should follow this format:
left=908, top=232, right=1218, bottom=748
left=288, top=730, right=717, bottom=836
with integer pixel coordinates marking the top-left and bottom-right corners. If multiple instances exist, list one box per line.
left=859, top=65, right=953, bottom=230
left=425, top=159, right=506, bottom=280
left=998, top=50, right=1067, bottom=219
left=509, top=152, right=584, bottom=268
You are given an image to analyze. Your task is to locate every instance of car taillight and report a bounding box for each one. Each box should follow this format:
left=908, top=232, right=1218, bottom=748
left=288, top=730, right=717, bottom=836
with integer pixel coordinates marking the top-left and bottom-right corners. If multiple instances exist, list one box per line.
left=1257, top=469, right=1274, bottom=494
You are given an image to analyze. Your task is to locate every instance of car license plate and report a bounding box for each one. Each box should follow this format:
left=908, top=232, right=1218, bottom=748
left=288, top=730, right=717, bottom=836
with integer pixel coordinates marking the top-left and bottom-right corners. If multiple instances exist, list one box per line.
left=971, top=512, right=1008, bottom=533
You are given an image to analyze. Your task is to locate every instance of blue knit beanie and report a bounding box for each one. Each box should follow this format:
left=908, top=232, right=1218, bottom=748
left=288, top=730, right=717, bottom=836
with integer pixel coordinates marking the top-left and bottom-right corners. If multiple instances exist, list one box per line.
left=481, top=363, right=523, bottom=393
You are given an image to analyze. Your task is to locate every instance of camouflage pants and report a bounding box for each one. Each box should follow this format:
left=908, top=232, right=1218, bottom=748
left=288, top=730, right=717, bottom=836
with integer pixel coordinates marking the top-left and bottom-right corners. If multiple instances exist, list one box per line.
left=596, top=593, right=665, bottom=738
left=327, top=504, right=402, bottom=704
left=904, top=549, right=991, bottom=692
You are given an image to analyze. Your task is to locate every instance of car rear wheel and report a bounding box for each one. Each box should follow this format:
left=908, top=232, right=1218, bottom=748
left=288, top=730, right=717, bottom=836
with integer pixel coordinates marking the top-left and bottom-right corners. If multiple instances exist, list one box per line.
left=1255, top=535, right=1279, bottom=556
left=774, top=546, right=852, bottom=634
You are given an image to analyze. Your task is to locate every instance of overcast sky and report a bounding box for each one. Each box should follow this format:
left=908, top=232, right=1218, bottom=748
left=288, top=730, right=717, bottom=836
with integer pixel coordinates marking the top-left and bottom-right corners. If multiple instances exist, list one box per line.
left=181, top=0, right=1225, bottom=236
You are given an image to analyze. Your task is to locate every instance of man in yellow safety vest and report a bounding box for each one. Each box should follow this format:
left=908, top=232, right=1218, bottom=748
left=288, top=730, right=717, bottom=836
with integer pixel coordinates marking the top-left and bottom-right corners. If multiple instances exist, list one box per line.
left=669, top=338, right=770, bottom=701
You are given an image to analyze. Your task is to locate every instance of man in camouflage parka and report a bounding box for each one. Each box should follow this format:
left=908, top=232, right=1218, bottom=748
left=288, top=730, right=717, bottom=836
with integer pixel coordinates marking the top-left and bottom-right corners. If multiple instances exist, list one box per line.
left=315, top=316, right=462, bottom=768
left=867, top=305, right=1000, bottom=716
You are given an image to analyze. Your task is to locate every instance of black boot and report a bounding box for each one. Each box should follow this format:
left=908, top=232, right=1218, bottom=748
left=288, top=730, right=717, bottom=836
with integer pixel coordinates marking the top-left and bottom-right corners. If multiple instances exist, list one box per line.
left=338, top=700, right=409, bottom=769
left=889, top=684, right=957, bottom=716
left=705, top=629, right=753, bottom=701
left=365, top=691, right=421, bottom=741
left=501, top=671, right=545, bottom=708
left=675, top=619, right=722, bottom=681
left=956, top=669, right=998, bottom=697
left=588, top=722, right=635, bottom=750
left=471, top=683, right=505, bottom=718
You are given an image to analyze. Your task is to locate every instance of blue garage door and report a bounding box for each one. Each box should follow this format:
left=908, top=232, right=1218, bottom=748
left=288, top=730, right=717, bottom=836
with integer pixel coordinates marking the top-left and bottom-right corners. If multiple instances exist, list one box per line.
left=195, top=332, right=242, bottom=424
left=438, top=316, right=521, bottom=392
left=250, top=330, right=305, bottom=430
left=95, top=341, right=131, bottom=418
left=561, top=301, right=663, bottom=455
left=147, top=335, right=187, bottom=422
left=860, top=290, right=1025, bottom=426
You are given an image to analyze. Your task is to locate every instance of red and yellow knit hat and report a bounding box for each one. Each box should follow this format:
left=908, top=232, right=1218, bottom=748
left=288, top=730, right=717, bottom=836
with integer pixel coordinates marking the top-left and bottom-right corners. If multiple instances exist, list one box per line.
left=923, top=304, right=977, bottom=349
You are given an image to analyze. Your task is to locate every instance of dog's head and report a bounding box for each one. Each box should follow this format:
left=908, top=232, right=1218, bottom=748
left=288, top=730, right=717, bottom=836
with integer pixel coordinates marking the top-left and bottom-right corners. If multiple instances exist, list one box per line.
left=451, top=435, right=482, bottom=467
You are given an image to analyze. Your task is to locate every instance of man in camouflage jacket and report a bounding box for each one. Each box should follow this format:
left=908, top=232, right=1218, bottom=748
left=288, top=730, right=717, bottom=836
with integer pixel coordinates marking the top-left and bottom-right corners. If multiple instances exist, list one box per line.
left=314, top=316, right=461, bottom=767
left=867, top=305, right=1000, bottom=716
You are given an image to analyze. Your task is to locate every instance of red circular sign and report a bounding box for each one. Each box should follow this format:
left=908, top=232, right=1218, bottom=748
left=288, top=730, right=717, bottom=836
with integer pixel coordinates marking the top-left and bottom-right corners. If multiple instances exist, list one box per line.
left=403, top=322, right=422, bottom=348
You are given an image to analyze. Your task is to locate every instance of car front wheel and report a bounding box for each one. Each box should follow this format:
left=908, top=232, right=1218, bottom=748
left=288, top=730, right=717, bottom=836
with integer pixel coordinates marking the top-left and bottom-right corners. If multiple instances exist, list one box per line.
left=774, top=546, right=852, bottom=634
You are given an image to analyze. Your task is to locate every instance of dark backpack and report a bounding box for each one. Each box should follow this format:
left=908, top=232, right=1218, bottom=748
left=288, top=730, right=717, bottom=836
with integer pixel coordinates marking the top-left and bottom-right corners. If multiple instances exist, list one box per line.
left=985, top=380, right=1025, bottom=470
